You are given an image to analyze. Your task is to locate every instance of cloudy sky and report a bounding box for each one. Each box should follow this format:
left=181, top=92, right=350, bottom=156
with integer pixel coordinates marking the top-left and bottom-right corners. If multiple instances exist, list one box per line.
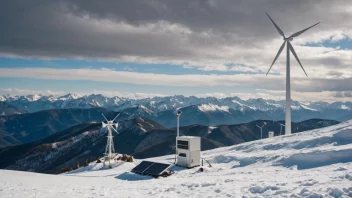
left=0, top=0, right=351, bottom=101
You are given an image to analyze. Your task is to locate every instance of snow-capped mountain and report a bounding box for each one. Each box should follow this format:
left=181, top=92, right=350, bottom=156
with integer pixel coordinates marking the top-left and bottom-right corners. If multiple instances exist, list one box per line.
left=1, top=93, right=352, bottom=123
left=57, top=93, right=81, bottom=100
left=3, top=93, right=351, bottom=112
left=1, top=120, right=351, bottom=197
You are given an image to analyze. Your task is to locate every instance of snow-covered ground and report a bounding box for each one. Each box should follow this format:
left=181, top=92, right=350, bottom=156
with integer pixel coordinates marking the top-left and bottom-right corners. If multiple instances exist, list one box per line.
left=1, top=121, right=352, bottom=198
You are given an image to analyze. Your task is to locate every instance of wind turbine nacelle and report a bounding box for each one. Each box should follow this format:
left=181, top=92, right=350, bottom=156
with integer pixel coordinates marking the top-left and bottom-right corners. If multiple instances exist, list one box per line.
left=102, top=122, right=107, bottom=128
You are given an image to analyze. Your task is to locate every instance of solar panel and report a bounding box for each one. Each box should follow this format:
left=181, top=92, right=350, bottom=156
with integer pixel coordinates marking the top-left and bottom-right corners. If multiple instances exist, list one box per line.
left=131, top=161, right=172, bottom=177
left=144, top=163, right=172, bottom=176
left=131, top=161, right=154, bottom=174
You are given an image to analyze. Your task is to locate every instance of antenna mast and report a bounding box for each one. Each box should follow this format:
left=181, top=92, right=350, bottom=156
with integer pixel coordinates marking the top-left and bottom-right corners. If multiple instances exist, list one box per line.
left=175, top=110, right=182, bottom=164
left=177, top=110, right=182, bottom=137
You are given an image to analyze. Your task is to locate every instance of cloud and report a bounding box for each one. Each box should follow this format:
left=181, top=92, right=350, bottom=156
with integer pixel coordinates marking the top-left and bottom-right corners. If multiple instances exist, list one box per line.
left=89, top=90, right=168, bottom=99
left=1, top=67, right=352, bottom=93
left=1, top=0, right=352, bottom=103
left=334, top=91, right=352, bottom=98
left=0, top=88, right=168, bottom=99
left=0, top=88, right=64, bottom=96
left=196, top=90, right=352, bottom=102
left=0, top=0, right=351, bottom=75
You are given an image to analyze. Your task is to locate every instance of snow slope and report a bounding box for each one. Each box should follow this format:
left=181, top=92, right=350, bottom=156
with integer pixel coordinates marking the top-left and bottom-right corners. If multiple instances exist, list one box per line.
left=198, top=103, right=230, bottom=113
left=1, top=121, right=352, bottom=198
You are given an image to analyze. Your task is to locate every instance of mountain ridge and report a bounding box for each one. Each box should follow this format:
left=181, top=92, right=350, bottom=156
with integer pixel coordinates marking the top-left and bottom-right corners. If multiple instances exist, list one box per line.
left=0, top=118, right=339, bottom=173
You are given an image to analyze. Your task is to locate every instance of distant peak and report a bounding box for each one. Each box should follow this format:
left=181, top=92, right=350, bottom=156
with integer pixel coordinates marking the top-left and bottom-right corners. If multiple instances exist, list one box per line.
left=58, top=93, right=81, bottom=100
left=24, top=94, right=42, bottom=102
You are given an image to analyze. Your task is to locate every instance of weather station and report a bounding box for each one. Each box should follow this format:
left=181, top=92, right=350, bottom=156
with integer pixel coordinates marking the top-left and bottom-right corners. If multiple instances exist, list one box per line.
left=176, top=136, right=201, bottom=168
left=131, top=109, right=202, bottom=178
left=174, top=109, right=201, bottom=168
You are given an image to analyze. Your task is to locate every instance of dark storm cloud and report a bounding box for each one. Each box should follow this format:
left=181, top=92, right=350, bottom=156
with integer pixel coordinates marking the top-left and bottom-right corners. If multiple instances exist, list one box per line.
left=0, top=0, right=352, bottom=97
left=0, top=0, right=196, bottom=59
left=0, top=0, right=349, bottom=59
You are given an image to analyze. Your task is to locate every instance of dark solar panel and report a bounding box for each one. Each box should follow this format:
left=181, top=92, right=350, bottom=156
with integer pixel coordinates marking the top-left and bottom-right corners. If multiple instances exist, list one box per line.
left=144, top=163, right=171, bottom=176
left=131, top=161, right=154, bottom=174
left=131, top=161, right=172, bottom=177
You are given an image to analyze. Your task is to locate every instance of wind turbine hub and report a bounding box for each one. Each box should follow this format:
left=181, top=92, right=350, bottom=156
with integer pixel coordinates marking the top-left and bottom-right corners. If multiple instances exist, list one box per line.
left=284, top=37, right=293, bottom=41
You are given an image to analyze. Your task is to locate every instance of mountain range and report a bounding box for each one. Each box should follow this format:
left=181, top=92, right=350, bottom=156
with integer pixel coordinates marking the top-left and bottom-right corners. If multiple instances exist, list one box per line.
left=1, top=93, right=351, bottom=127
left=0, top=117, right=339, bottom=173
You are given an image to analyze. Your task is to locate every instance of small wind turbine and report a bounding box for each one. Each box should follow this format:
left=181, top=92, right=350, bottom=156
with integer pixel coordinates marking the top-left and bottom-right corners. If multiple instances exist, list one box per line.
left=256, top=122, right=267, bottom=139
left=101, top=111, right=122, bottom=168
left=266, top=13, right=319, bottom=135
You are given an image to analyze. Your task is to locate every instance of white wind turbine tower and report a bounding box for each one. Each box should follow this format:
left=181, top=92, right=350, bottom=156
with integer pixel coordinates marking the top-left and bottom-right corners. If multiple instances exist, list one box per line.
left=266, top=13, right=319, bottom=135
left=101, top=112, right=122, bottom=168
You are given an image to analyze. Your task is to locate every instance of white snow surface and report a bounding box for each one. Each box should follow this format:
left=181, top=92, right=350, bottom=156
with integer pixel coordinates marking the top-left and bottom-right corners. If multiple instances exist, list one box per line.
left=0, top=95, right=6, bottom=101
left=198, top=104, right=230, bottom=113
left=1, top=121, right=352, bottom=198
left=341, top=105, right=350, bottom=110
left=232, top=100, right=257, bottom=111
left=300, top=104, right=318, bottom=111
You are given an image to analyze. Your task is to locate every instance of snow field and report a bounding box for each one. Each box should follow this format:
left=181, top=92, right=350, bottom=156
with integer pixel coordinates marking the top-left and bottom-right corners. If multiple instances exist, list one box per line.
left=1, top=120, right=352, bottom=197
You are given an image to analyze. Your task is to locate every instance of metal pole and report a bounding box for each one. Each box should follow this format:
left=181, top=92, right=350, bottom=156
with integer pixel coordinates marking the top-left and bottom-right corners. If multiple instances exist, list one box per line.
left=177, top=116, right=179, bottom=137
left=261, top=128, right=263, bottom=139
left=285, top=44, right=292, bottom=135
left=175, top=115, right=180, bottom=164
left=109, top=125, right=112, bottom=168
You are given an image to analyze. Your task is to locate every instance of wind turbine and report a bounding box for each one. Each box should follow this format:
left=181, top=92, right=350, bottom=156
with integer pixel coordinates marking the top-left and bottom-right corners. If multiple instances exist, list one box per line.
left=266, top=13, right=319, bottom=135
left=101, top=111, right=122, bottom=168
left=256, top=122, right=267, bottom=139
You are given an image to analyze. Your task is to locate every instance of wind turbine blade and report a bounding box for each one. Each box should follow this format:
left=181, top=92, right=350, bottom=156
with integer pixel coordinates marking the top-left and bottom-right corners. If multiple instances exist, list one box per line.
left=288, top=41, right=308, bottom=77
left=289, top=22, right=320, bottom=38
left=102, top=113, right=108, bottom=122
left=112, top=127, right=119, bottom=134
left=266, top=13, right=285, bottom=38
left=112, top=102, right=129, bottom=122
left=112, top=112, right=121, bottom=122
left=266, top=41, right=286, bottom=75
